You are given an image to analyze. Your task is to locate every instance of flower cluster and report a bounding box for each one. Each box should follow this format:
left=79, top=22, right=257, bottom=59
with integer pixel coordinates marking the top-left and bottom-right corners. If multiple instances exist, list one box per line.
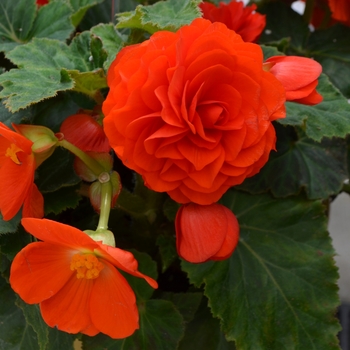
left=5, top=0, right=325, bottom=340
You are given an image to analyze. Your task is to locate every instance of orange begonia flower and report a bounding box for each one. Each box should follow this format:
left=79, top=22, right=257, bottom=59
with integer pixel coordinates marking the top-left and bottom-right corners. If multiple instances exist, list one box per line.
left=264, top=56, right=323, bottom=105
left=175, top=203, right=239, bottom=263
left=60, top=113, right=111, bottom=153
left=10, top=218, right=158, bottom=338
left=102, top=18, right=286, bottom=206
left=200, top=0, right=266, bottom=42
left=0, top=123, right=44, bottom=220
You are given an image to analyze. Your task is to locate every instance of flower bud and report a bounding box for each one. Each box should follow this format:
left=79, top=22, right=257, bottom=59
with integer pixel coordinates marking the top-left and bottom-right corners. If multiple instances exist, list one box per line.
left=12, top=124, right=58, bottom=167
left=175, top=203, right=239, bottom=263
left=84, top=229, right=116, bottom=247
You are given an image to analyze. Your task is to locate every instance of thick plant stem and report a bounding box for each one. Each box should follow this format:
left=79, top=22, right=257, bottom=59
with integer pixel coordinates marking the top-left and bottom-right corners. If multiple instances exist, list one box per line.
left=303, top=0, right=315, bottom=24
left=58, top=139, right=105, bottom=177
left=97, top=179, right=112, bottom=231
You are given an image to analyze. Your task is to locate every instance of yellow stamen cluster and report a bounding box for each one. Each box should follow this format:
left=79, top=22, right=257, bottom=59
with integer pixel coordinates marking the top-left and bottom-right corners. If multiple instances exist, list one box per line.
left=70, top=253, right=104, bottom=279
left=5, top=143, right=22, bottom=164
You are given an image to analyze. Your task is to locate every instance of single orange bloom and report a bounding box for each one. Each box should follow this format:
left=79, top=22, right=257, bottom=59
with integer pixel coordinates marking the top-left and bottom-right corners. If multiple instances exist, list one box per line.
left=264, top=56, right=323, bottom=105
left=0, top=123, right=43, bottom=220
left=200, top=0, right=266, bottom=42
left=10, top=218, right=158, bottom=338
left=175, top=203, right=239, bottom=263
left=103, top=18, right=286, bottom=205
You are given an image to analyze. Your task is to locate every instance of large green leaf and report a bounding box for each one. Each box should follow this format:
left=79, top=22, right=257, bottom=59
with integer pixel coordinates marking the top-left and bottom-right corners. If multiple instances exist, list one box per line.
left=0, top=32, right=109, bottom=112
left=116, top=0, right=202, bottom=34
left=182, top=190, right=341, bottom=350
left=309, top=24, right=350, bottom=98
left=178, top=297, right=236, bottom=350
left=279, top=74, right=350, bottom=141
left=82, top=299, right=184, bottom=350
left=238, top=124, right=348, bottom=199
left=0, top=0, right=74, bottom=53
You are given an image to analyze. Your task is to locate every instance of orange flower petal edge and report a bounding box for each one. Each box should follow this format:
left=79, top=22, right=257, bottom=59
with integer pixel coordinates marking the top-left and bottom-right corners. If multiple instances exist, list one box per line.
left=0, top=122, right=43, bottom=220
left=200, top=1, right=266, bottom=42
left=264, top=56, right=323, bottom=105
left=102, top=18, right=286, bottom=206
left=328, top=0, right=350, bottom=26
left=10, top=218, right=157, bottom=338
left=175, top=203, right=239, bottom=263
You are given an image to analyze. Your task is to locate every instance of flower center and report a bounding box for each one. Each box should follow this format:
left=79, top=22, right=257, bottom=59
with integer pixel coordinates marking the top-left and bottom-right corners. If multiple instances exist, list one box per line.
left=5, top=143, right=22, bottom=164
left=70, top=253, right=104, bottom=279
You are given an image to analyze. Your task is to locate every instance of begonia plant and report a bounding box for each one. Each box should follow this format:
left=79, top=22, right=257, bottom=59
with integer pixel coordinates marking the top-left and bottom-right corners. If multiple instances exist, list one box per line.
left=0, top=0, right=349, bottom=349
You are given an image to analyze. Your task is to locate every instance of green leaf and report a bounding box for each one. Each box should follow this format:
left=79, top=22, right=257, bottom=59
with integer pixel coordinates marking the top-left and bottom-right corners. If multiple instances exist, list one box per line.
left=0, top=225, right=32, bottom=260
left=0, top=211, right=21, bottom=235
left=279, top=74, right=350, bottom=141
left=238, top=124, right=348, bottom=199
left=36, top=147, right=80, bottom=193
left=0, top=31, right=108, bottom=112
left=160, top=292, right=202, bottom=324
left=309, top=24, right=350, bottom=98
left=182, top=190, right=341, bottom=350
left=90, top=24, right=126, bottom=70
left=0, top=0, right=74, bottom=53
left=28, top=2, right=74, bottom=41
left=82, top=299, right=184, bottom=350
left=68, top=0, right=105, bottom=27
left=0, top=275, right=39, bottom=350
left=179, top=297, right=236, bottom=350
left=43, top=184, right=82, bottom=215
left=15, top=300, right=48, bottom=350
left=0, top=101, right=34, bottom=126
left=116, top=0, right=202, bottom=34
left=0, top=38, right=75, bottom=112
left=156, top=234, right=178, bottom=273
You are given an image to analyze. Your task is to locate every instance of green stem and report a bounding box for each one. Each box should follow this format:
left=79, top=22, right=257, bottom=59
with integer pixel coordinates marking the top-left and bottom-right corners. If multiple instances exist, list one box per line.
left=58, top=139, right=105, bottom=177
left=97, top=180, right=112, bottom=231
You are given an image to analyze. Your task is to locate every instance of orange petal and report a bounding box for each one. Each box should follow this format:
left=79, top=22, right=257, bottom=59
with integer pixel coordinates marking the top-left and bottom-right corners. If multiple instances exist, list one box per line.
left=0, top=154, right=35, bottom=220
left=175, top=203, right=231, bottom=263
left=22, top=183, right=44, bottom=219
left=21, top=218, right=99, bottom=251
left=90, top=260, right=139, bottom=338
left=10, top=242, right=74, bottom=304
left=40, top=275, right=94, bottom=334
left=98, top=243, right=158, bottom=289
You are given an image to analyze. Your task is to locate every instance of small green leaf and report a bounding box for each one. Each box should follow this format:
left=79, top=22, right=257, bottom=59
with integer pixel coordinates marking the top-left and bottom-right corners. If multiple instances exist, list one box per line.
left=279, top=74, right=350, bottom=141
left=238, top=124, right=348, bottom=199
left=0, top=225, right=32, bottom=260
left=67, top=69, right=107, bottom=100
left=182, top=190, right=341, bottom=350
left=90, top=24, right=127, bottom=70
left=68, top=0, right=105, bottom=27
left=156, top=234, right=178, bottom=272
left=116, top=0, right=202, bottom=34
